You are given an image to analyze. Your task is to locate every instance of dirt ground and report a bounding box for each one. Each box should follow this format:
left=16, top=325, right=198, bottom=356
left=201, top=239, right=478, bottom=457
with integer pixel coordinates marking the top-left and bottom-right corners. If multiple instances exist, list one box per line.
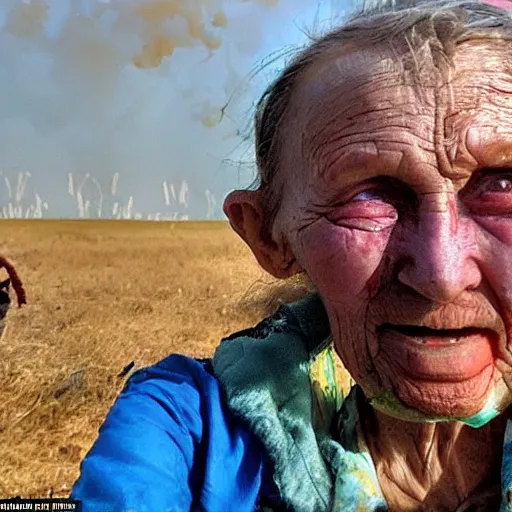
left=0, top=219, right=350, bottom=499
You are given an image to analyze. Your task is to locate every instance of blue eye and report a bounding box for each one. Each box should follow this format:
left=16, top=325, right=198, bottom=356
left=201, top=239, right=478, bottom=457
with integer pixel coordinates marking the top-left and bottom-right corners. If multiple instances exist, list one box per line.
left=352, top=189, right=393, bottom=203
left=353, top=191, right=378, bottom=201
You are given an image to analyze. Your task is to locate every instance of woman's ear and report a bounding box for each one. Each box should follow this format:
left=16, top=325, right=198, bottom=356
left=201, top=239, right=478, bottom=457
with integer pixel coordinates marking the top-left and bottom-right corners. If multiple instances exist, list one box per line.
left=223, top=190, right=302, bottom=279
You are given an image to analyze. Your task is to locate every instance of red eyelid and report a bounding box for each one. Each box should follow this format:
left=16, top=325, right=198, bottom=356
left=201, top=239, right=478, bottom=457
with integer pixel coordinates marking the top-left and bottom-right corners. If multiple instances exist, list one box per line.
left=329, top=198, right=398, bottom=220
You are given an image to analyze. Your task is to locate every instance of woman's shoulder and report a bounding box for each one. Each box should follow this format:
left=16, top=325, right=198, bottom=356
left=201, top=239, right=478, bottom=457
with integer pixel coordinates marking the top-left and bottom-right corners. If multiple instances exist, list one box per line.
left=125, top=353, right=217, bottom=398
left=72, top=352, right=264, bottom=511
left=117, top=354, right=219, bottom=437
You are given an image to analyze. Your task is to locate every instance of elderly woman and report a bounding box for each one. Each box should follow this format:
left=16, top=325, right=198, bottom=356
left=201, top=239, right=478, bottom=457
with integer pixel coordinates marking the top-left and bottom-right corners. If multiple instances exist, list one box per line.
left=71, top=1, right=512, bottom=510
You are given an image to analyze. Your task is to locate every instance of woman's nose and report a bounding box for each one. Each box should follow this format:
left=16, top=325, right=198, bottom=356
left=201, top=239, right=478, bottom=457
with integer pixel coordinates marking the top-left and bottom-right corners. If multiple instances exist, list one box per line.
left=396, top=205, right=482, bottom=304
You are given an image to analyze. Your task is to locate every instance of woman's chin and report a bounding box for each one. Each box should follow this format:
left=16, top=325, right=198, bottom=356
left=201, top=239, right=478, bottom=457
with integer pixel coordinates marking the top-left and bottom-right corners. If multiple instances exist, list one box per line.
left=393, top=365, right=496, bottom=419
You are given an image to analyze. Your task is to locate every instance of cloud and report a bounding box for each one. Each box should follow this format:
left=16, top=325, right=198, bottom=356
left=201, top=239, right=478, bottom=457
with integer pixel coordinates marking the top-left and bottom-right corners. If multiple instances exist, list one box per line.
left=0, top=0, right=353, bottom=219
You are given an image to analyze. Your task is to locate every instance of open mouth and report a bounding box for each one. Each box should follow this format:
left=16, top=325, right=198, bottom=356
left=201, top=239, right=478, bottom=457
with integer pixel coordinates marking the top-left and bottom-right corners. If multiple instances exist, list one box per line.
left=378, top=324, right=492, bottom=346
left=376, top=323, right=497, bottom=384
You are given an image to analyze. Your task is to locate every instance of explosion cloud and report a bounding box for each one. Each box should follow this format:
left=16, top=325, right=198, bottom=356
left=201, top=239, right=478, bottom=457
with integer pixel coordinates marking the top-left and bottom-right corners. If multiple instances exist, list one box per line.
left=0, top=0, right=353, bottom=220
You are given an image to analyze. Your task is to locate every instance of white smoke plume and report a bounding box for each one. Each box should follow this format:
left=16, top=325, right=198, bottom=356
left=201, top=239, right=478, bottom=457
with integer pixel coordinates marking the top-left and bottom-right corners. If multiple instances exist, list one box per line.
left=0, top=0, right=356, bottom=220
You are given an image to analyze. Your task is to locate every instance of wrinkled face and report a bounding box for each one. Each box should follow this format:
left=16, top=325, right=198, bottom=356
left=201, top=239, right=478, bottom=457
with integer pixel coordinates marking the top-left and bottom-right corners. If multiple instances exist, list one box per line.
left=277, top=42, right=512, bottom=420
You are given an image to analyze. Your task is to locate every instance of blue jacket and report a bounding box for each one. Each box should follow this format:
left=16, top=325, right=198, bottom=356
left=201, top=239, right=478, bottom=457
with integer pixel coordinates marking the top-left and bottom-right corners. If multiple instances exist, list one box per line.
left=71, top=295, right=512, bottom=512
left=71, top=355, right=266, bottom=511
left=71, top=295, right=381, bottom=512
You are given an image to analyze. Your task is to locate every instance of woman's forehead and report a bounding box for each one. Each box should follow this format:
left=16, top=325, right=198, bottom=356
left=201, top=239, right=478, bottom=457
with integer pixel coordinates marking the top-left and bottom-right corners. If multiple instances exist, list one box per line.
left=295, top=41, right=511, bottom=112
left=296, top=45, right=403, bottom=108
left=286, top=42, right=512, bottom=178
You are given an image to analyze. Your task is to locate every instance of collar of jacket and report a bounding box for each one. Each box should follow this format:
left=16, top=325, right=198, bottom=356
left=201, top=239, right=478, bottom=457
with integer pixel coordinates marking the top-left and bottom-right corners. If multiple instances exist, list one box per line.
left=212, top=293, right=512, bottom=511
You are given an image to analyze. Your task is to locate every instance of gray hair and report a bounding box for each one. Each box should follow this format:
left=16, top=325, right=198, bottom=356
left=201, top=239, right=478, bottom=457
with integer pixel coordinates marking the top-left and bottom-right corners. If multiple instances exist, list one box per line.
left=254, top=0, right=512, bottom=228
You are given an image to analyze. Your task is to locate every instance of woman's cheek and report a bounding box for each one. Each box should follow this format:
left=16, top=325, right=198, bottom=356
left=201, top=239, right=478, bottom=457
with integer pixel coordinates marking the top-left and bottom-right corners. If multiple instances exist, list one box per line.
left=294, top=218, right=392, bottom=303
left=474, top=217, right=512, bottom=290
left=474, top=216, right=512, bottom=246
left=475, top=217, right=512, bottom=331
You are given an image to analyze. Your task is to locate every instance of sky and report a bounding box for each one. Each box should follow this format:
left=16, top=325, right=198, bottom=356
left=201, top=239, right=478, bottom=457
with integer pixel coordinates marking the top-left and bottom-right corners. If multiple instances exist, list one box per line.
left=0, top=0, right=360, bottom=220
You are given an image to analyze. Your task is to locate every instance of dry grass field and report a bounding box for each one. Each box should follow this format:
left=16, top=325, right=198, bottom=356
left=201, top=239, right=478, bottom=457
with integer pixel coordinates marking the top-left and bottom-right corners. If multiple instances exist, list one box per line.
left=0, top=220, right=338, bottom=497
left=0, top=219, right=350, bottom=499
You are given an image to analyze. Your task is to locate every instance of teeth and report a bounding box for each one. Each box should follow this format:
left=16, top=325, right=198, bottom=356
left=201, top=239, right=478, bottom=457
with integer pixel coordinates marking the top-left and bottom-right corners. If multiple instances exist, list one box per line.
left=409, top=336, right=459, bottom=345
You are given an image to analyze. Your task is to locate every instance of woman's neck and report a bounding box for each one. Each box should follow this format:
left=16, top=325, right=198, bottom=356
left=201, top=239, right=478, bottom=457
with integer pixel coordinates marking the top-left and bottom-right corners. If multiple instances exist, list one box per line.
left=361, top=407, right=507, bottom=511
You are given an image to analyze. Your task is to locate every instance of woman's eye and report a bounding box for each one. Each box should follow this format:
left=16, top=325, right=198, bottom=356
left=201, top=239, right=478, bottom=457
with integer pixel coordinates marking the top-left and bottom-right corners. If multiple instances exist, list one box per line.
left=462, top=171, right=512, bottom=216
left=322, top=177, right=413, bottom=231
left=352, top=190, right=382, bottom=201
left=487, top=177, right=512, bottom=193
left=325, top=188, right=398, bottom=232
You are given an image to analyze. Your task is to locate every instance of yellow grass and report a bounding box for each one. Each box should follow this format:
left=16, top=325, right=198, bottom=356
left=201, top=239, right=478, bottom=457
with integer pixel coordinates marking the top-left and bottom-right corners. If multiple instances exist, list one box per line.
left=0, top=219, right=350, bottom=499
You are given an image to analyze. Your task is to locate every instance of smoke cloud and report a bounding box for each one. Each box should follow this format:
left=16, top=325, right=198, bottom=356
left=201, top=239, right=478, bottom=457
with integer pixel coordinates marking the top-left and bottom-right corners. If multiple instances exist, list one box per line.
left=0, top=0, right=355, bottom=220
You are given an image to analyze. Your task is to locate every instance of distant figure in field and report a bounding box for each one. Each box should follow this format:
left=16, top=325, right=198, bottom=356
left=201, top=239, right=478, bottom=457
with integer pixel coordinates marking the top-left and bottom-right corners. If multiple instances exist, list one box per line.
left=0, top=257, right=26, bottom=340
left=72, top=1, right=512, bottom=511
left=0, top=278, right=11, bottom=339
